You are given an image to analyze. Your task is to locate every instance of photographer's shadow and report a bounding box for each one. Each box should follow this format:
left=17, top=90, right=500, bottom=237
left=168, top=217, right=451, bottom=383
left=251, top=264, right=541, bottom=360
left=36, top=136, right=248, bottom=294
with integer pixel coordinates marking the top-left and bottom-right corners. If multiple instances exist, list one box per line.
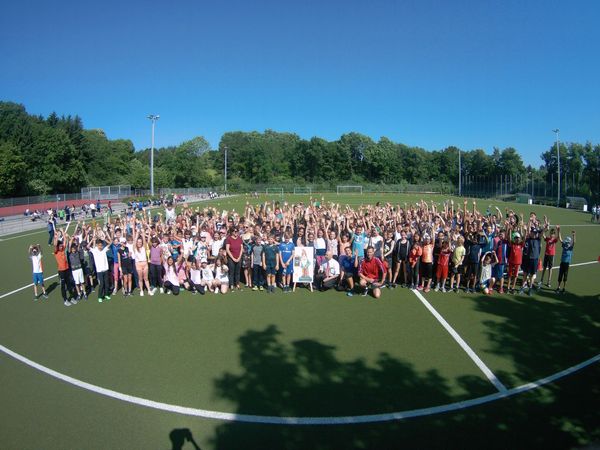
left=169, top=428, right=202, bottom=450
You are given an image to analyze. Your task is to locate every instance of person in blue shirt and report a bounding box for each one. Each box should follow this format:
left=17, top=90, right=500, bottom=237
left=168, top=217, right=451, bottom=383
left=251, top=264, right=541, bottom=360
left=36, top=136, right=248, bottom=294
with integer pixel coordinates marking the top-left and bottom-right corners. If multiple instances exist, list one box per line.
left=338, top=246, right=359, bottom=296
left=349, top=224, right=367, bottom=261
left=278, top=232, right=295, bottom=293
left=556, top=227, right=575, bottom=294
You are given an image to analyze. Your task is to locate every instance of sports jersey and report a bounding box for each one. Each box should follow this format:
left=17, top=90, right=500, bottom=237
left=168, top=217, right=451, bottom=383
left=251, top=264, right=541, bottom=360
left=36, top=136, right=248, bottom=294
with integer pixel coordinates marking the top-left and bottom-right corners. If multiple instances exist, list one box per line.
left=544, top=237, right=558, bottom=256
left=438, top=248, right=451, bottom=267
left=508, top=241, right=524, bottom=265
left=339, top=255, right=356, bottom=274
left=494, top=238, right=509, bottom=265
left=359, top=256, right=385, bottom=280
left=263, top=244, right=279, bottom=263
left=279, top=241, right=295, bottom=264
left=561, top=242, right=574, bottom=263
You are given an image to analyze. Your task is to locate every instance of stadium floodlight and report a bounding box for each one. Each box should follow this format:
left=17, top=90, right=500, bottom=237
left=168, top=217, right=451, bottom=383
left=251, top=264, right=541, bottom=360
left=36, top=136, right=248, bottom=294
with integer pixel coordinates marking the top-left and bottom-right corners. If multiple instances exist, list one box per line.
left=337, top=185, right=363, bottom=195
left=147, top=115, right=160, bottom=196
left=553, top=129, right=560, bottom=207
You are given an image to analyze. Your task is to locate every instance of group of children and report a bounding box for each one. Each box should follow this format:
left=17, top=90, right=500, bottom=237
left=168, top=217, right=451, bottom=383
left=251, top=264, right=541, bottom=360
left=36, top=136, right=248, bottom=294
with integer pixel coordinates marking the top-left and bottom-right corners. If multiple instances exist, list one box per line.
left=28, top=198, right=578, bottom=305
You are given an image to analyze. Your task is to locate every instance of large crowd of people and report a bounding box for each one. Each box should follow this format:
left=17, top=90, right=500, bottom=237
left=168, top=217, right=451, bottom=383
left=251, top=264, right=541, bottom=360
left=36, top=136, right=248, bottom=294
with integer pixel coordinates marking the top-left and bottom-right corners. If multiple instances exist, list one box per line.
left=28, top=197, right=577, bottom=306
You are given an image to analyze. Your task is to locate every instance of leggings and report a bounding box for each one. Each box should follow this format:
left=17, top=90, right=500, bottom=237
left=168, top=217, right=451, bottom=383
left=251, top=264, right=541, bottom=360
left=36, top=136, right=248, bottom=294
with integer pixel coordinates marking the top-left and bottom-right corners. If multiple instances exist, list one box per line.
left=164, top=281, right=180, bottom=295
left=149, top=263, right=163, bottom=288
left=97, top=270, right=109, bottom=299
left=557, top=262, right=570, bottom=284
left=58, top=270, right=72, bottom=301
left=227, top=259, right=241, bottom=288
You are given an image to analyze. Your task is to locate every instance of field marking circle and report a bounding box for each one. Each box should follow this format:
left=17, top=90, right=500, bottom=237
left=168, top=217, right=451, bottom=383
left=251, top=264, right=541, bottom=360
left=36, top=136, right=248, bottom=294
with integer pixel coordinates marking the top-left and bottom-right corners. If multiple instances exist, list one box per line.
left=1, top=340, right=599, bottom=424
left=0, top=260, right=598, bottom=424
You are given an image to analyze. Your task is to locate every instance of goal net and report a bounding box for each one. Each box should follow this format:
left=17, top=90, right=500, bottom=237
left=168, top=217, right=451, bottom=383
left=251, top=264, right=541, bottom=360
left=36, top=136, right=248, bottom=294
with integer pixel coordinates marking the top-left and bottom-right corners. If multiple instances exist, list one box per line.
left=266, top=188, right=284, bottom=196
left=336, top=185, right=363, bottom=195
left=293, top=187, right=312, bottom=194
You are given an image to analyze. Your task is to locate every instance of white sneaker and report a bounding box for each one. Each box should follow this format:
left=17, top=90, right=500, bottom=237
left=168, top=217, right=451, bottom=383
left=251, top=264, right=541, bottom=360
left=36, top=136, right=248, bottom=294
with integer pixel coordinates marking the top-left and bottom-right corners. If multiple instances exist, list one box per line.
left=112, top=288, right=118, bottom=295
left=159, top=287, right=164, bottom=294
left=64, top=300, right=72, bottom=307
left=140, top=290, right=144, bottom=297
left=151, top=287, right=157, bottom=295
left=442, top=287, right=447, bottom=293
left=148, top=289, right=154, bottom=296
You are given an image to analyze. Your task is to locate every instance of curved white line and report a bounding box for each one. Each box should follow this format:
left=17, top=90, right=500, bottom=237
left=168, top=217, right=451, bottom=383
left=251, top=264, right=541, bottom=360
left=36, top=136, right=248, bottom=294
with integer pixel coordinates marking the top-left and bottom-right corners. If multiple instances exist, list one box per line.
left=0, top=343, right=598, bottom=425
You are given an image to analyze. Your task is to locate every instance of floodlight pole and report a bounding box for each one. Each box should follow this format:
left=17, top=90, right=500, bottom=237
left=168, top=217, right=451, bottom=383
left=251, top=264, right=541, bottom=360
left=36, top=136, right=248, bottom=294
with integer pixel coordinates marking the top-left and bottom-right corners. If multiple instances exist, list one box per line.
left=224, top=145, right=228, bottom=193
left=553, top=129, right=560, bottom=207
left=458, top=148, right=462, bottom=196
left=148, top=114, right=160, bottom=196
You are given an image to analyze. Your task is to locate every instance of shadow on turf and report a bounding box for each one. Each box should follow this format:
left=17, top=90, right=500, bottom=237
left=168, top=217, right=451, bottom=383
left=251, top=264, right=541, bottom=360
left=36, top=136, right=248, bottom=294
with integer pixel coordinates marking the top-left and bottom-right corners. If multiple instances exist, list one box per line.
left=45, top=281, right=58, bottom=295
left=168, top=428, right=202, bottom=450
left=201, top=323, right=600, bottom=450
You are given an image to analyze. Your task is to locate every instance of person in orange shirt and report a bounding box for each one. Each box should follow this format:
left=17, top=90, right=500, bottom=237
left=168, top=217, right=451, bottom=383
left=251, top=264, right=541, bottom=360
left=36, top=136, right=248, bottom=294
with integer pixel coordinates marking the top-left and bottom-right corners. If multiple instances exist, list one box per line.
left=408, top=234, right=423, bottom=290
left=53, top=229, right=77, bottom=307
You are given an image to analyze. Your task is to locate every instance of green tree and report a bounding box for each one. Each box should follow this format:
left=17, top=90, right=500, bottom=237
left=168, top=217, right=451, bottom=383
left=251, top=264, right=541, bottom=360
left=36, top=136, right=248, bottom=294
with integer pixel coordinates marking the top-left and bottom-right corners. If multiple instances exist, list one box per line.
left=0, top=141, right=27, bottom=196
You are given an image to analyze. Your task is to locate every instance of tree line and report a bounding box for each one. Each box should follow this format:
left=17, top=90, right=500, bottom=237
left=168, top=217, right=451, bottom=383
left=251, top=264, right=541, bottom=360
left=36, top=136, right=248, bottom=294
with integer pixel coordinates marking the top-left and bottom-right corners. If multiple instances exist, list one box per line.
left=1, top=101, right=599, bottom=201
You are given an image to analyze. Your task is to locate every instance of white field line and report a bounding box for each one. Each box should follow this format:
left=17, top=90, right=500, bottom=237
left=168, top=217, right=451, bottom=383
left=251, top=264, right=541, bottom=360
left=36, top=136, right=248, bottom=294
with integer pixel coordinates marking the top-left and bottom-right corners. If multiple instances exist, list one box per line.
left=411, top=289, right=508, bottom=393
left=0, top=342, right=598, bottom=424
left=0, top=274, right=58, bottom=300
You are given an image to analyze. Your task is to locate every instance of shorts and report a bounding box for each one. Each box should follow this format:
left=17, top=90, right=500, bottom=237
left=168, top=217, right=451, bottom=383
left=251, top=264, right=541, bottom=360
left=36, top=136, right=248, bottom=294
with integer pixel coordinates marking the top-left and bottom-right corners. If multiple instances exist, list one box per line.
left=543, top=254, right=554, bottom=270
left=265, top=262, right=277, bottom=275
left=451, top=263, right=462, bottom=275
left=526, top=258, right=539, bottom=275
left=121, top=259, right=134, bottom=275
left=421, top=262, right=433, bottom=279
left=508, top=264, right=520, bottom=277
left=385, top=257, right=393, bottom=271
left=466, top=262, right=479, bottom=278
left=72, top=268, right=84, bottom=285
left=33, top=272, right=44, bottom=285
left=343, top=272, right=355, bottom=280
left=480, top=279, right=491, bottom=289
left=493, top=264, right=505, bottom=279
left=436, top=264, right=449, bottom=280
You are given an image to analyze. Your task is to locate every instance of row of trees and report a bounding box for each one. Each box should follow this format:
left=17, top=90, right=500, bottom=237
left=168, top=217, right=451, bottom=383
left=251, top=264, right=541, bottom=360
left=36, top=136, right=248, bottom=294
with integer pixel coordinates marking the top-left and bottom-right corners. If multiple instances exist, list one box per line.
left=1, top=101, right=599, bottom=201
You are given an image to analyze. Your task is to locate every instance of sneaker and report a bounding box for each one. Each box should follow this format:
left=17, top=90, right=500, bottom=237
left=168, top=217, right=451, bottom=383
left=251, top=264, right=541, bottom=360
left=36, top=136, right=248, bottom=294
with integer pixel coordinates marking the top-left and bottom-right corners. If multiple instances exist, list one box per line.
left=70, top=298, right=78, bottom=305
left=112, top=288, right=118, bottom=295
left=104, top=295, right=111, bottom=300
left=151, top=287, right=158, bottom=295
left=346, top=291, right=353, bottom=297
left=167, top=290, right=172, bottom=295
left=159, top=287, right=164, bottom=294
left=252, top=286, right=259, bottom=291
left=434, top=285, right=440, bottom=292
left=34, top=295, right=39, bottom=301
left=498, top=288, right=505, bottom=294
left=140, top=290, right=144, bottom=297
left=64, top=300, right=72, bottom=306
left=545, top=283, right=551, bottom=288
left=98, top=297, right=103, bottom=303
left=259, top=286, right=264, bottom=291
left=454, top=287, right=458, bottom=293
left=417, top=285, right=423, bottom=291
left=424, top=287, right=430, bottom=293
left=442, top=287, right=447, bottom=293
left=519, top=288, right=525, bottom=295
left=42, top=293, right=48, bottom=299
left=362, top=289, right=369, bottom=297
left=148, top=289, right=154, bottom=296
left=555, top=288, right=561, bottom=294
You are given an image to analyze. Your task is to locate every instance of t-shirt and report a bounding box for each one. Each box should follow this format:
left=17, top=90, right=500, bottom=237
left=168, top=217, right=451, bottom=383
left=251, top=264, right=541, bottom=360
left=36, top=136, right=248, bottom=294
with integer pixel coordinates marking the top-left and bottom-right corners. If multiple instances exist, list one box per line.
left=68, top=251, right=82, bottom=270
left=190, top=268, right=202, bottom=284
left=225, top=236, right=243, bottom=259
left=263, top=244, right=279, bottom=264
left=508, top=241, right=524, bottom=265
left=30, top=254, right=43, bottom=273
left=494, top=238, right=509, bottom=265
left=467, top=239, right=482, bottom=263
left=339, top=254, right=356, bottom=274
left=351, top=232, right=367, bottom=256
left=368, top=235, right=384, bottom=258
left=452, top=245, right=466, bottom=266
left=54, top=249, right=69, bottom=271
left=480, top=263, right=493, bottom=282
left=561, top=242, right=574, bottom=263
left=201, top=266, right=214, bottom=281
left=211, top=238, right=225, bottom=257
left=359, top=257, right=385, bottom=280
left=438, top=248, right=452, bottom=267
left=90, top=245, right=110, bottom=272
left=279, top=241, right=295, bottom=264
left=544, top=237, right=558, bottom=256
left=252, top=244, right=264, bottom=265
left=526, top=237, right=541, bottom=260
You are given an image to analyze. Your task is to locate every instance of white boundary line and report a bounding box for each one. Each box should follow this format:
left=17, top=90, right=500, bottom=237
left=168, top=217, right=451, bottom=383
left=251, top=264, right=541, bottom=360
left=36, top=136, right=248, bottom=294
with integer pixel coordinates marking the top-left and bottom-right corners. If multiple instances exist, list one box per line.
left=0, top=258, right=597, bottom=424
left=411, top=289, right=508, bottom=392
left=0, top=342, right=598, bottom=424
left=0, top=274, right=58, bottom=300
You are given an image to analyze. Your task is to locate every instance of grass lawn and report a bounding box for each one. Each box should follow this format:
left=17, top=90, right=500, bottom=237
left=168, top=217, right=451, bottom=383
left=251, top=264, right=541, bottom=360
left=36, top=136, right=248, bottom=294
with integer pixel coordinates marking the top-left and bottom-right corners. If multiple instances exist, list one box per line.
left=0, top=193, right=598, bottom=449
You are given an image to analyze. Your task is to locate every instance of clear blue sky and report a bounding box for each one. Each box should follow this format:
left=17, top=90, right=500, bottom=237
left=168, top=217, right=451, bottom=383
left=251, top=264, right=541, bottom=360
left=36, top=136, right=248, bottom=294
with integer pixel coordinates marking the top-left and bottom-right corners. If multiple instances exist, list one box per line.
left=1, top=0, right=599, bottom=167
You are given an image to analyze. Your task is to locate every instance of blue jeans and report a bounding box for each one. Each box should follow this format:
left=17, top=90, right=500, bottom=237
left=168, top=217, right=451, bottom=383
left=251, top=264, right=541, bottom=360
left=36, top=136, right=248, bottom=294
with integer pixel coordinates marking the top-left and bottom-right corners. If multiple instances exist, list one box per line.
left=252, top=265, right=264, bottom=287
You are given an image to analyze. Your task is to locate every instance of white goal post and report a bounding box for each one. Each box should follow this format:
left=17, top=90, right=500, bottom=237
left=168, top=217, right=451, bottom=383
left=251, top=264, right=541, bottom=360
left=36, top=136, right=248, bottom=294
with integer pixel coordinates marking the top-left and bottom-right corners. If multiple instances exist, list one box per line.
left=336, top=185, right=363, bottom=195
left=266, top=188, right=284, bottom=196
left=293, top=186, right=312, bottom=194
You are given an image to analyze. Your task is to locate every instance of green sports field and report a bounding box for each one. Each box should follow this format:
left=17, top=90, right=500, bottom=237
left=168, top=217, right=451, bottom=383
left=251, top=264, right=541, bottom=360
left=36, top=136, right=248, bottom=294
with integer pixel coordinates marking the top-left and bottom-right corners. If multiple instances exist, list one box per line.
left=0, top=193, right=599, bottom=450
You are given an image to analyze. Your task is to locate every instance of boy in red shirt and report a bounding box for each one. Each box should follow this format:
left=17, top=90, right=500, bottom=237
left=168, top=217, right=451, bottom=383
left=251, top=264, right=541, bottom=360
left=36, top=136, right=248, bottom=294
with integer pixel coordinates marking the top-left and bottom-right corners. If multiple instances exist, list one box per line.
left=507, top=232, right=524, bottom=294
left=540, top=226, right=558, bottom=288
left=434, top=240, right=452, bottom=292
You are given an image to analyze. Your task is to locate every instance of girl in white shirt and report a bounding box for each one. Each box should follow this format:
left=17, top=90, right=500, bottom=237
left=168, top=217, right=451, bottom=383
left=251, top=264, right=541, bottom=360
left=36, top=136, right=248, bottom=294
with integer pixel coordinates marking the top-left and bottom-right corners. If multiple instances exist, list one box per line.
left=162, top=256, right=180, bottom=295
left=214, top=258, right=229, bottom=294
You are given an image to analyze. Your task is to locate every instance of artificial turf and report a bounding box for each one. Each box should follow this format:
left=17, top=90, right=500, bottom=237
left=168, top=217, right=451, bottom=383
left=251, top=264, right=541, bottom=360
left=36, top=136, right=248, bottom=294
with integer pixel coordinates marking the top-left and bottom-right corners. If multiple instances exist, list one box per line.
left=0, top=193, right=599, bottom=449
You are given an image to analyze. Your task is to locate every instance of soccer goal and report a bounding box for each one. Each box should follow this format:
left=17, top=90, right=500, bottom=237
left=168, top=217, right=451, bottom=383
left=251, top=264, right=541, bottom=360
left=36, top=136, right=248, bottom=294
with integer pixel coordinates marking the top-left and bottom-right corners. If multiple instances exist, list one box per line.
left=293, top=186, right=312, bottom=194
left=336, top=185, right=363, bottom=195
left=266, top=187, right=284, bottom=197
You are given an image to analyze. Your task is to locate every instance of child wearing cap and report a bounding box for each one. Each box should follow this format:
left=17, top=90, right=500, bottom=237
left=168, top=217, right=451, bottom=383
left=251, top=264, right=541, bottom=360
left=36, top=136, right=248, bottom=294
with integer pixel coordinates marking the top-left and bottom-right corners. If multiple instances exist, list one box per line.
left=556, top=226, right=575, bottom=294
